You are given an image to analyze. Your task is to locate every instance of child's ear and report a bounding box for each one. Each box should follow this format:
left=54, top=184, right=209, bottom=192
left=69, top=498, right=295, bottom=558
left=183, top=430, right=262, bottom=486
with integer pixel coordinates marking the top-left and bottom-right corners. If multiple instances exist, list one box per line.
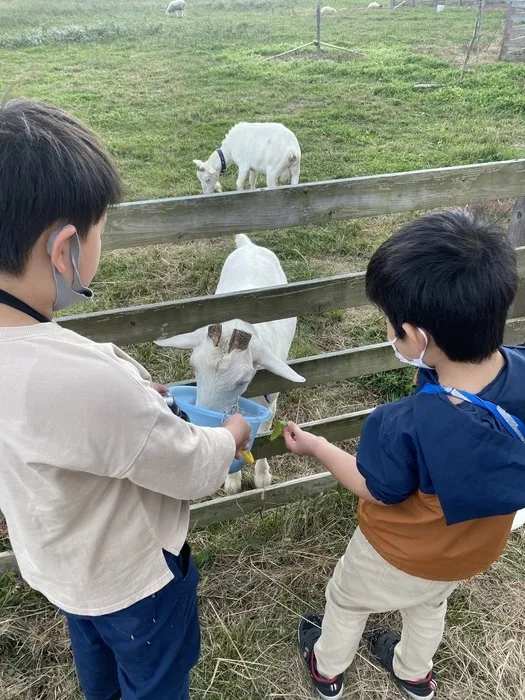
left=48, top=225, right=77, bottom=274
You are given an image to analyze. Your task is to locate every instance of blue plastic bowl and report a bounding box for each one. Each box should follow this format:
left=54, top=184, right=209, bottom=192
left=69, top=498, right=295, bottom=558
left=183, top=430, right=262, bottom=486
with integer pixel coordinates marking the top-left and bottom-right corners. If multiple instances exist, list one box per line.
left=167, top=385, right=272, bottom=473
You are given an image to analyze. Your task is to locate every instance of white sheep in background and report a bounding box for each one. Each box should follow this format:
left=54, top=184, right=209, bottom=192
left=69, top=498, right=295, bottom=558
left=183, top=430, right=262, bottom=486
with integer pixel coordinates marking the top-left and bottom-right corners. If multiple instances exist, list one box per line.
left=367, top=2, right=382, bottom=8
left=193, top=122, right=301, bottom=194
left=156, top=234, right=305, bottom=494
left=166, top=0, right=186, bottom=16
left=320, top=5, right=338, bottom=13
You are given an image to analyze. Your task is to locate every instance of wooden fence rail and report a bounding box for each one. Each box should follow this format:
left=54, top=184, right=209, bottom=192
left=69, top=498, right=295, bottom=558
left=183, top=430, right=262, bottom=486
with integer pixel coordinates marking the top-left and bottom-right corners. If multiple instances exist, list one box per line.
left=4, top=160, right=525, bottom=577
left=60, top=271, right=369, bottom=344
left=103, top=159, right=525, bottom=250
left=60, top=246, right=525, bottom=345
left=2, top=309, right=525, bottom=577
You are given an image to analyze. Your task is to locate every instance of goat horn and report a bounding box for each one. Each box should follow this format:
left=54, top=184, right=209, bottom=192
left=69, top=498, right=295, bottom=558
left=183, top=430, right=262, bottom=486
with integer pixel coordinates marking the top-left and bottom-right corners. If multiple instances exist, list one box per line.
left=207, top=324, right=222, bottom=347
left=228, top=329, right=252, bottom=353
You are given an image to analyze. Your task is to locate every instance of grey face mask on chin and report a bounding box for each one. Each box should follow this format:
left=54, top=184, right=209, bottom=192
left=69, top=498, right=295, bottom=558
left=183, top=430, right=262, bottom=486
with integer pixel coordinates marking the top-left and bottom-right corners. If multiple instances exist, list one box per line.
left=47, top=229, right=94, bottom=312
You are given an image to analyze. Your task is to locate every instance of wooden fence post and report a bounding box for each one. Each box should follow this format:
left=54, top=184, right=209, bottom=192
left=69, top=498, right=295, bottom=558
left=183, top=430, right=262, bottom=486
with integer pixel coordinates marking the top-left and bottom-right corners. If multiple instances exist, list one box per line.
left=508, top=197, right=525, bottom=247
left=508, top=197, right=525, bottom=318
left=500, top=0, right=512, bottom=60
left=316, top=0, right=321, bottom=53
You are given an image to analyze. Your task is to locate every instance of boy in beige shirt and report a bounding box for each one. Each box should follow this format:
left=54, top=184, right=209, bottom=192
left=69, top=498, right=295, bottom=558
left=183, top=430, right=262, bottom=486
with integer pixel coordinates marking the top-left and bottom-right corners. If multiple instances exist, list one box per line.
left=0, top=98, right=251, bottom=700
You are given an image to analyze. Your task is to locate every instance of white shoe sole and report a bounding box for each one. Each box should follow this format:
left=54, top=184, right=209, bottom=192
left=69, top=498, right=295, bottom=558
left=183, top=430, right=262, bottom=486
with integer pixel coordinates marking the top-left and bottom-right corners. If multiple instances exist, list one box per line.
left=400, top=683, right=436, bottom=700
left=317, top=688, right=344, bottom=700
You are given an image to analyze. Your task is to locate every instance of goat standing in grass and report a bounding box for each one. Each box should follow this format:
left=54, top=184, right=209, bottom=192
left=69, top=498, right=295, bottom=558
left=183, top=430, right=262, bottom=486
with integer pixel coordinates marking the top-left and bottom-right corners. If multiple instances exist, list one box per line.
left=166, top=0, right=186, bottom=16
left=156, top=234, right=305, bottom=494
left=193, top=122, right=301, bottom=194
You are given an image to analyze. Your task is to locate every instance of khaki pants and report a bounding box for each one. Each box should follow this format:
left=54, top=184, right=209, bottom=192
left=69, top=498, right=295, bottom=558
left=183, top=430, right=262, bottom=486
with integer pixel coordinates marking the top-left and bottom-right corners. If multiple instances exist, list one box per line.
left=315, top=527, right=459, bottom=681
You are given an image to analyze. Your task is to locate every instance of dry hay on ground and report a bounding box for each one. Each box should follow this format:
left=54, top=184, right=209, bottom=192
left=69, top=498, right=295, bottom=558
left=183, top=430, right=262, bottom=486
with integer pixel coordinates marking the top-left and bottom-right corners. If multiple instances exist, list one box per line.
left=2, top=495, right=525, bottom=699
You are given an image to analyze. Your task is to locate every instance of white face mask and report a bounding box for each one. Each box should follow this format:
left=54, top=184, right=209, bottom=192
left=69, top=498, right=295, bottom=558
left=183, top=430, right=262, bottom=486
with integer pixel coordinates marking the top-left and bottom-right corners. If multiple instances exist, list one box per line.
left=47, top=229, right=93, bottom=311
left=388, top=327, right=434, bottom=370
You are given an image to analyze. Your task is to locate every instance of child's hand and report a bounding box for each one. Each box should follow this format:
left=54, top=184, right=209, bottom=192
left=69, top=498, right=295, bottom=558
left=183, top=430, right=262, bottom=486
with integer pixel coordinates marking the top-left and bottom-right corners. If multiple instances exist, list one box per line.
left=152, top=382, right=168, bottom=395
left=224, top=414, right=252, bottom=457
left=284, top=422, right=323, bottom=457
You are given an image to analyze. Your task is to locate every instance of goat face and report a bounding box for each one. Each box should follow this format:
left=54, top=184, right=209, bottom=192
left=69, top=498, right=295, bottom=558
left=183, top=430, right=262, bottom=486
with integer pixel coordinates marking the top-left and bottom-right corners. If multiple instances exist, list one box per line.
left=193, top=159, right=221, bottom=195
left=156, top=323, right=305, bottom=413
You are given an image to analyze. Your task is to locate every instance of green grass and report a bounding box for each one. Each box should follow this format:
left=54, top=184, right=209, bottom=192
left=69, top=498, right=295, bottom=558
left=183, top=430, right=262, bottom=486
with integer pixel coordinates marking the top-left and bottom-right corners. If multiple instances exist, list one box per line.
left=2, top=0, right=525, bottom=697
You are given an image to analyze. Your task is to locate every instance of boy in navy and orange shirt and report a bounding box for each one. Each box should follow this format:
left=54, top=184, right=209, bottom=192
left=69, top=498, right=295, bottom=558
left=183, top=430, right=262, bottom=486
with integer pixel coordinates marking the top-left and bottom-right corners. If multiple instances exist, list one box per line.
left=285, top=210, right=525, bottom=700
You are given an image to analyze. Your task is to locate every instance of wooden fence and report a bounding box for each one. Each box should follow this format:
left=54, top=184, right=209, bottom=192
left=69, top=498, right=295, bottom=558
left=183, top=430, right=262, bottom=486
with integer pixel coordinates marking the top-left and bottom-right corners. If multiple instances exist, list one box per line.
left=500, top=0, right=525, bottom=60
left=2, top=158, right=525, bottom=577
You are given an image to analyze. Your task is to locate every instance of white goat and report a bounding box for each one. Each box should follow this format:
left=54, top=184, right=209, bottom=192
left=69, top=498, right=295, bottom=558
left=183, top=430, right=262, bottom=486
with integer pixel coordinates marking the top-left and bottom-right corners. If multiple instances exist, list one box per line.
left=166, top=0, right=186, bottom=16
left=156, top=234, right=305, bottom=494
left=193, top=122, right=301, bottom=195
left=320, top=5, right=337, bottom=13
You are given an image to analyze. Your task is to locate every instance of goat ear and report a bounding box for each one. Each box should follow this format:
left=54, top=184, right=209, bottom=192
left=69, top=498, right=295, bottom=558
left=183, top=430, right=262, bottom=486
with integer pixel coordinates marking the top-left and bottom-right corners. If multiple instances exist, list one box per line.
left=207, top=324, right=222, bottom=347
left=155, top=328, right=205, bottom=349
left=254, top=346, right=305, bottom=383
left=193, top=159, right=205, bottom=172
left=228, top=329, right=252, bottom=353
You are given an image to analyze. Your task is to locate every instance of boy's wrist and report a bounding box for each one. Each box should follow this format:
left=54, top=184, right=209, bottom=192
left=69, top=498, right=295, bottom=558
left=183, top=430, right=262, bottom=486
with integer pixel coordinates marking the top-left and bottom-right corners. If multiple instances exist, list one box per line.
left=310, top=435, right=329, bottom=459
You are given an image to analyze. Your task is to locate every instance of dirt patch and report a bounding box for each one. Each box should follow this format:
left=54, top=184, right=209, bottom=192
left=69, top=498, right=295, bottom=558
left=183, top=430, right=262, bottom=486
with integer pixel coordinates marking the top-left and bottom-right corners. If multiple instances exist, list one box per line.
left=413, top=36, right=503, bottom=67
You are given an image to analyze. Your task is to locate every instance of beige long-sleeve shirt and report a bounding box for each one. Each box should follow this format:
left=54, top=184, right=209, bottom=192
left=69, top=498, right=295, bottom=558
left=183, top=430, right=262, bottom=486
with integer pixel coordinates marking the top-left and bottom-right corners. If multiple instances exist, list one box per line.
left=0, top=323, right=235, bottom=615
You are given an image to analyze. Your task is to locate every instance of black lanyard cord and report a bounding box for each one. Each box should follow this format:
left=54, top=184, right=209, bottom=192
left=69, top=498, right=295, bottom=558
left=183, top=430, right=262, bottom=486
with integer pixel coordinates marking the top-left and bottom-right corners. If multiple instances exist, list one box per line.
left=0, top=289, right=50, bottom=324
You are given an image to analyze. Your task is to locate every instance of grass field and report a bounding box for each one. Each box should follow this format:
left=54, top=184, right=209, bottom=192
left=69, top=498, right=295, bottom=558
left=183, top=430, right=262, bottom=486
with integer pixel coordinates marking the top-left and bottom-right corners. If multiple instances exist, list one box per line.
left=2, top=0, right=525, bottom=697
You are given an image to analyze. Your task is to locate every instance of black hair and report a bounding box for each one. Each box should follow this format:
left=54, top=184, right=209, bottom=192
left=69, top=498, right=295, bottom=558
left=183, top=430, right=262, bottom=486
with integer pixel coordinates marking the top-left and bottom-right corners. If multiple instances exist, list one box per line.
left=365, top=209, right=518, bottom=363
left=0, top=98, right=122, bottom=275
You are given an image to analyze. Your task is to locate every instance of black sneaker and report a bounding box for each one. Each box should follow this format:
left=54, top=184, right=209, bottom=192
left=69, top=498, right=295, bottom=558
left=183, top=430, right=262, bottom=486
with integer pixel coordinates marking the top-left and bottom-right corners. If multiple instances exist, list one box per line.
left=366, top=628, right=437, bottom=699
left=298, top=614, right=344, bottom=700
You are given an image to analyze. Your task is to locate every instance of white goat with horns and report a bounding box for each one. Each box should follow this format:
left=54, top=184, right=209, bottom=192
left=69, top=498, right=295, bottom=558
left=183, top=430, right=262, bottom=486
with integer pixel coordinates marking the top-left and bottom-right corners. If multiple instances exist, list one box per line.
left=156, top=234, right=305, bottom=494
left=193, top=122, right=301, bottom=194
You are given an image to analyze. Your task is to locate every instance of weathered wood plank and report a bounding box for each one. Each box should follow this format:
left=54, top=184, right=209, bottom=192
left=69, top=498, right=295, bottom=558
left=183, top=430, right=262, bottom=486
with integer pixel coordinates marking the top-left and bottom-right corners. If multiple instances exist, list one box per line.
left=169, top=316, right=525, bottom=399
left=247, top=344, right=399, bottom=396
left=3, top=319, right=525, bottom=569
left=0, top=472, right=339, bottom=568
left=103, top=160, right=525, bottom=250
left=503, top=316, right=525, bottom=344
left=0, top=551, right=17, bottom=576
left=252, top=409, right=372, bottom=460
left=501, top=1, right=514, bottom=59
left=167, top=343, right=402, bottom=397
left=59, top=247, right=525, bottom=344
left=60, top=271, right=369, bottom=343
left=508, top=200, right=525, bottom=247
left=190, top=472, right=338, bottom=529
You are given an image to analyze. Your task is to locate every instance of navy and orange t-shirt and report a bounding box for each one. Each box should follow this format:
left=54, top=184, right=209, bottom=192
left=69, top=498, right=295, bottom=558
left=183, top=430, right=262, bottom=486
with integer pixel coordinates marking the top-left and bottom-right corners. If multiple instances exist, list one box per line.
left=357, top=345, right=525, bottom=581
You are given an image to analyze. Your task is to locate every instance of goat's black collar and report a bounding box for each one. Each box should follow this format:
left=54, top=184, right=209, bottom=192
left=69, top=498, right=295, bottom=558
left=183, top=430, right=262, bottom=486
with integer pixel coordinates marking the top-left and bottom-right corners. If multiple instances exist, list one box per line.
left=216, top=148, right=227, bottom=173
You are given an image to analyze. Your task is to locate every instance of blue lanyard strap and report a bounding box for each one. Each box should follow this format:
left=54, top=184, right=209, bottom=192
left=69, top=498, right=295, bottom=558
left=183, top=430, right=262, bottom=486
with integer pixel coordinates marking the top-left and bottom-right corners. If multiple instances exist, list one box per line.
left=419, top=383, right=525, bottom=443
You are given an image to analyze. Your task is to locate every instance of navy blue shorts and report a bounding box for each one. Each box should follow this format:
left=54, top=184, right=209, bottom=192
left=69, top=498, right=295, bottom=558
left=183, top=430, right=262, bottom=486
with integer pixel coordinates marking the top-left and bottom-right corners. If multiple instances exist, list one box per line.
left=63, top=544, right=200, bottom=700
